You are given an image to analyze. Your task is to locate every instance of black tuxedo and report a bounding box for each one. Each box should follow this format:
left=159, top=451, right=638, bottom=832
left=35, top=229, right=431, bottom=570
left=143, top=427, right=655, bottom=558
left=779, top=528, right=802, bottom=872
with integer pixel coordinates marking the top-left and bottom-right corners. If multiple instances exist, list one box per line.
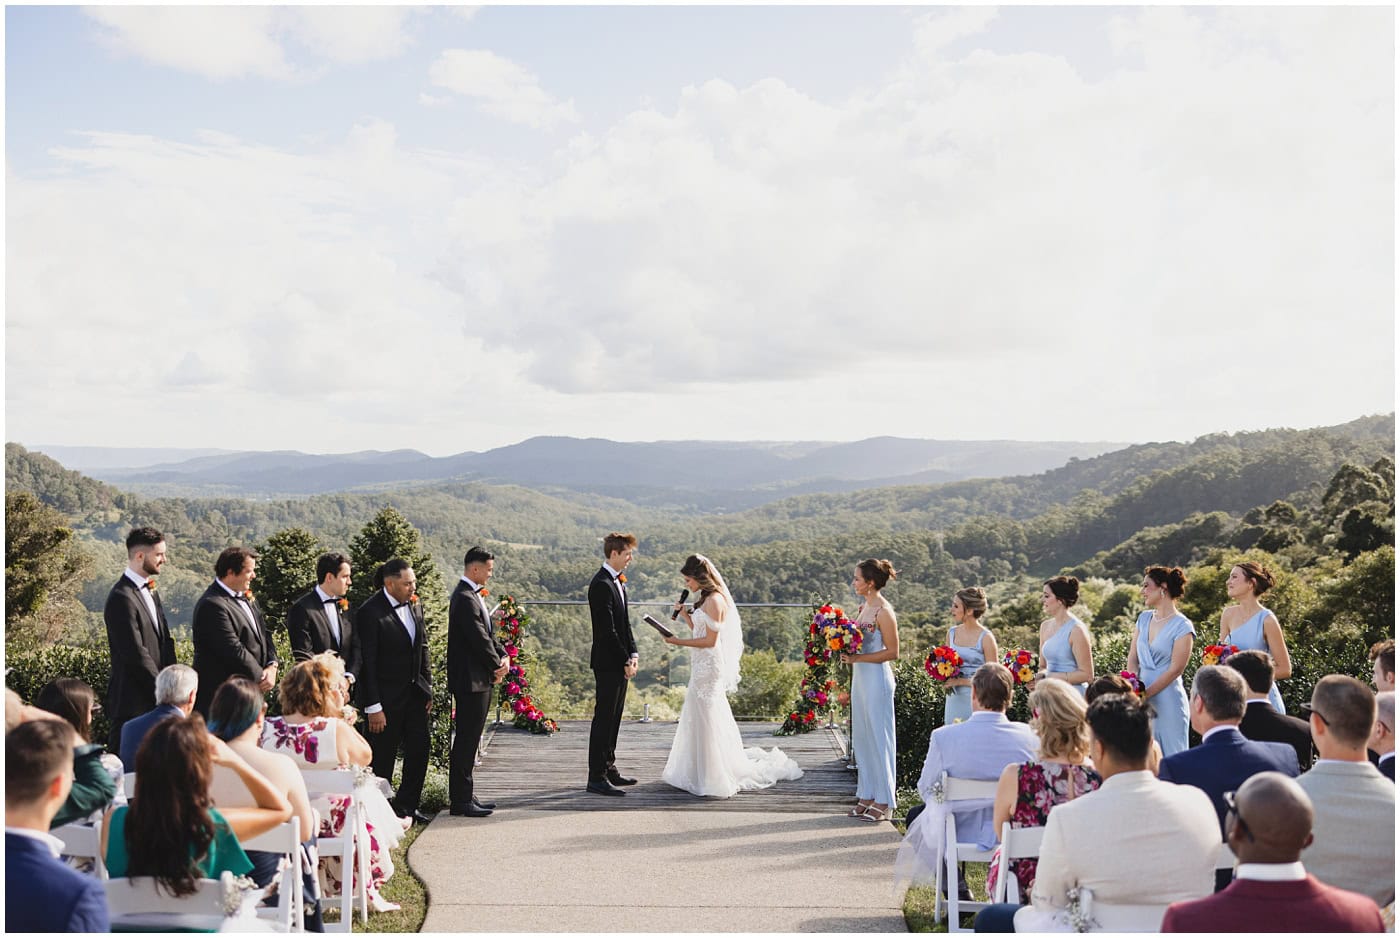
left=447, top=578, right=507, bottom=806
left=103, top=573, right=177, bottom=748
left=1238, top=699, right=1315, bottom=772
left=287, top=589, right=361, bottom=686
left=1379, top=753, right=1395, bottom=781
left=356, top=589, right=433, bottom=814
left=587, top=566, right=636, bottom=782
left=191, top=582, right=278, bottom=716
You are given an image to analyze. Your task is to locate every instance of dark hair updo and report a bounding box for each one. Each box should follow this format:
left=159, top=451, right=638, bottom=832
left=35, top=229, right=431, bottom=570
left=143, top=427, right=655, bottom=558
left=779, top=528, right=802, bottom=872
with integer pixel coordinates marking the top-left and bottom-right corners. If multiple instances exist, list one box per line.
left=1044, top=575, right=1080, bottom=608
left=1144, top=565, right=1188, bottom=599
left=857, top=558, right=897, bottom=590
left=1233, top=560, right=1275, bottom=596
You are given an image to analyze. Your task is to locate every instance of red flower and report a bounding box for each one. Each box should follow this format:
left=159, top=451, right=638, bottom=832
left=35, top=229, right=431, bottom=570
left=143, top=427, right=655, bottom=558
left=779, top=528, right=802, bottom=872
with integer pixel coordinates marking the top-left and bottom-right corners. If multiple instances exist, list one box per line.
left=243, top=589, right=255, bottom=602
left=480, top=587, right=490, bottom=598
left=146, top=577, right=158, bottom=591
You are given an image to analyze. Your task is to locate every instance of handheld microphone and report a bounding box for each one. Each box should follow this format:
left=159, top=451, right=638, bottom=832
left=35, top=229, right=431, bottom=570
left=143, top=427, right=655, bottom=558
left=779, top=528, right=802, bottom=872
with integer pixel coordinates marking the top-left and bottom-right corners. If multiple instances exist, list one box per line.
left=671, top=588, right=690, bottom=620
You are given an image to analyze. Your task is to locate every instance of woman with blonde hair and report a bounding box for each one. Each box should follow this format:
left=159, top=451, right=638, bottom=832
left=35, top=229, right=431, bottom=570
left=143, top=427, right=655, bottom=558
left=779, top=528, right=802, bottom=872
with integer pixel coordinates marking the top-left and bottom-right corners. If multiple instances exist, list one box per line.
left=258, top=653, right=405, bottom=913
left=943, top=587, right=998, bottom=724
left=986, top=678, right=1101, bottom=901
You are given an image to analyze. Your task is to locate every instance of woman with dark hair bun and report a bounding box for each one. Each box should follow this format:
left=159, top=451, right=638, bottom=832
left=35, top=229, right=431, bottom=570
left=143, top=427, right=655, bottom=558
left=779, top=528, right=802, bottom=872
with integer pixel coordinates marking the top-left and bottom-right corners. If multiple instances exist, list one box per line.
left=840, top=558, right=899, bottom=823
left=1220, top=560, right=1290, bottom=713
left=1126, top=566, right=1195, bottom=755
left=1035, top=576, right=1092, bottom=695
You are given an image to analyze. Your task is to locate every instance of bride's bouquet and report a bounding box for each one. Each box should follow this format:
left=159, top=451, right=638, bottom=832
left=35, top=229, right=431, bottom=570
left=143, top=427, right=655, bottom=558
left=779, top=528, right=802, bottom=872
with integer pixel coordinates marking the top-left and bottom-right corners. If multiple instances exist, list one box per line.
left=925, top=645, right=963, bottom=684
left=1002, top=649, right=1038, bottom=687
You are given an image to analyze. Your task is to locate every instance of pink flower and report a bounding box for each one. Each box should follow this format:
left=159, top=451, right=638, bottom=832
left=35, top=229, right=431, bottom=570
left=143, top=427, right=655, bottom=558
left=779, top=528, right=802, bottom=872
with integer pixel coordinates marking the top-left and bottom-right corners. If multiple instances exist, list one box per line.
left=511, top=699, right=526, bottom=713
left=506, top=682, right=521, bottom=695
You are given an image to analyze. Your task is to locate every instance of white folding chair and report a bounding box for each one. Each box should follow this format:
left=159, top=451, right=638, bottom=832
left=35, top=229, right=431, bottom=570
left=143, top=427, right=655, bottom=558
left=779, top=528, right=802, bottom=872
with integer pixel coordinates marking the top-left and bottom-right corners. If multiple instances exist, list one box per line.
left=990, top=822, right=1046, bottom=904
left=52, top=821, right=107, bottom=879
left=242, top=817, right=304, bottom=932
left=300, top=769, right=369, bottom=931
left=1075, top=887, right=1168, bottom=932
left=105, top=870, right=267, bottom=930
left=1215, top=841, right=1237, bottom=872
left=932, top=773, right=1001, bottom=932
left=122, top=772, right=137, bottom=799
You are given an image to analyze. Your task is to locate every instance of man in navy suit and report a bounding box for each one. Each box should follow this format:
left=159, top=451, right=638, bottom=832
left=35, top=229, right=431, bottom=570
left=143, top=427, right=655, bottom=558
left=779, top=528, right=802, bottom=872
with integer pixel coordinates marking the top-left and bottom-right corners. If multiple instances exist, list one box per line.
left=118, top=663, right=197, bottom=769
left=1159, top=665, right=1300, bottom=836
left=5, top=719, right=110, bottom=932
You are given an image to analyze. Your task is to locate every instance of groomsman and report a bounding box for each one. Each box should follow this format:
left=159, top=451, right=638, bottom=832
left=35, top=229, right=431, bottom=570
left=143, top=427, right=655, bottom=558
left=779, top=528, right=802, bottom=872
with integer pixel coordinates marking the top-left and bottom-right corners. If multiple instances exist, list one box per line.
left=287, top=551, right=361, bottom=691
left=102, top=526, right=177, bottom=749
left=191, top=547, right=278, bottom=716
left=586, top=532, right=639, bottom=796
left=358, top=558, right=433, bottom=823
left=447, top=546, right=509, bottom=817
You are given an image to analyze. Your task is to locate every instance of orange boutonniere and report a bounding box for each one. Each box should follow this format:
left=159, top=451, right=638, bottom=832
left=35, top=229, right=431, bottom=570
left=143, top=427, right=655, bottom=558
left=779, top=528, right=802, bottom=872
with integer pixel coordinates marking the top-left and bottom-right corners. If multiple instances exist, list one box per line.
left=618, top=573, right=627, bottom=585
left=243, top=589, right=255, bottom=602
left=146, top=577, right=157, bottom=592
left=479, top=588, right=490, bottom=598
left=337, top=597, right=349, bottom=612
left=410, top=593, right=419, bottom=605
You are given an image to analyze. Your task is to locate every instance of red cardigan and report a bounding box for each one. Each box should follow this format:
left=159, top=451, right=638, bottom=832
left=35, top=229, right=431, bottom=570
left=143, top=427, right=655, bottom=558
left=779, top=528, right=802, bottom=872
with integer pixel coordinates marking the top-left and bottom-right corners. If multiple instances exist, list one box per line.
left=1162, top=875, right=1384, bottom=933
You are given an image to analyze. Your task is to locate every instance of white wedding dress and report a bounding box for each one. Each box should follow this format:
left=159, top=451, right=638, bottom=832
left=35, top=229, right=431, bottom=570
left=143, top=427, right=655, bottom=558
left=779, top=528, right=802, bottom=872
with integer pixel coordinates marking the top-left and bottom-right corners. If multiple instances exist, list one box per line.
left=661, top=603, right=803, bottom=797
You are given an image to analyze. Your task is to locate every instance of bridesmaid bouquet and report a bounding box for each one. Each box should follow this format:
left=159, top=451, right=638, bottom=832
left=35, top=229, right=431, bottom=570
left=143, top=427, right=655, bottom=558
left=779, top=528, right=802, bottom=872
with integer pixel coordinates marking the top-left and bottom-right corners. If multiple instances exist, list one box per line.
left=1002, top=649, right=1038, bottom=686
left=812, top=604, right=864, bottom=658
left=925, top=645, right=963, bottom=683
left=1119, top=670, right=1148, bottom=695
left=1201, top=643, right=1239, bottom=667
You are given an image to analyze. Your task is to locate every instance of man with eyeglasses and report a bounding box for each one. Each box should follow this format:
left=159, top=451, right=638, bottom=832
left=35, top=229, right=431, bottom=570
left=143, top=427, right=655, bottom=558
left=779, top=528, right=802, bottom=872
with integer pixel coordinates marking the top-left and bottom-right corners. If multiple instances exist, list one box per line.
left=1161, top=772, right=1385, bottom=932
left=1296, top=675, right=1395, bottom=907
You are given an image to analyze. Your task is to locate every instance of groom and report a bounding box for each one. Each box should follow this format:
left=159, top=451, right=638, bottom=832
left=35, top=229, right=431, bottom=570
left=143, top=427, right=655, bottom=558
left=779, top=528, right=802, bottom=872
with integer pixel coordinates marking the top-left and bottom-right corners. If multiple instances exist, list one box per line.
left=586, top=532, right=639, bottom=796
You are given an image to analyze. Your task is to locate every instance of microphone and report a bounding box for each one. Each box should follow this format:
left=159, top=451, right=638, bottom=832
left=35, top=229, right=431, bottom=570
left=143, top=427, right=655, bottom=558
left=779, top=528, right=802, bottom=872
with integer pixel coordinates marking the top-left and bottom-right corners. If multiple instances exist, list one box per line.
left=671, top=588, right=690, bottom=620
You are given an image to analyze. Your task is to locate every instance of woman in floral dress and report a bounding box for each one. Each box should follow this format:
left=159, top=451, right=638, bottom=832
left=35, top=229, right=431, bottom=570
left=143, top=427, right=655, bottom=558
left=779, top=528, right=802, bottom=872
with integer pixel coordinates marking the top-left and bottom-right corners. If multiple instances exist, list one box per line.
left=987, top=678, right=1101, bottom=901
left=260, top=653, right=407, bottom=913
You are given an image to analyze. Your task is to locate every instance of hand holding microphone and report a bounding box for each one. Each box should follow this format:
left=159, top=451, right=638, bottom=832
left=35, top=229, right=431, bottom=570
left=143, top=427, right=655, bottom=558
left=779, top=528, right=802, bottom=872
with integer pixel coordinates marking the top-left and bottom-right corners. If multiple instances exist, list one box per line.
left=671, top=588, right=691, bottom=620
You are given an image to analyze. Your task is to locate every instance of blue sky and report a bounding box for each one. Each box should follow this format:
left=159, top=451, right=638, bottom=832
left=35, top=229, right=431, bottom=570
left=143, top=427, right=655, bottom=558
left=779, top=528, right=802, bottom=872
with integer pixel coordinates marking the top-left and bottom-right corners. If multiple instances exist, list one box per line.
left=6, top=5, right=1394, bottom=455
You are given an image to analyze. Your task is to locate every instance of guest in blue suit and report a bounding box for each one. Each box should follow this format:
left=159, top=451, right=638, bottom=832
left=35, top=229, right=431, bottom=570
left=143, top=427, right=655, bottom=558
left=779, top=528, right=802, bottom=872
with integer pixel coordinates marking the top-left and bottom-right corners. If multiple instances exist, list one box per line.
left=118, top=663, right=198, bottom=769
left=5, top=719, right=110, bottom=932
left=1158, top=665, right=1299, bottom=835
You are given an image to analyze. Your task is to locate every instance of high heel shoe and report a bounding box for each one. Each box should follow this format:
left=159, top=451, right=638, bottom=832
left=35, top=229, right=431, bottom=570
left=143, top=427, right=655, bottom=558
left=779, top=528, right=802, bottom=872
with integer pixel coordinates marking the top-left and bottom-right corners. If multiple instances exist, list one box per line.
left=858, top=804, right=892, bottom=823
left=847, top=802, right=872, bottom=818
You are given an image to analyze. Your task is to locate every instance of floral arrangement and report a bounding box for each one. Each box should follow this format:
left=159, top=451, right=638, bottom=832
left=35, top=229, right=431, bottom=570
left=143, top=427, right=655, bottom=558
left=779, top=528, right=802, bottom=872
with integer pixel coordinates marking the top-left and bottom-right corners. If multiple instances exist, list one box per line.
left=492, top=595, right=558, bottom=734
left=780, top=604, right=855, bottom=734
left=925, top=645, right=963, bottom=683
left=1119, top=670, right=1147, bottom=695
left=1002, top=649, right=1037, bottom=686
left=1201, top=643, right=1239, bottom=667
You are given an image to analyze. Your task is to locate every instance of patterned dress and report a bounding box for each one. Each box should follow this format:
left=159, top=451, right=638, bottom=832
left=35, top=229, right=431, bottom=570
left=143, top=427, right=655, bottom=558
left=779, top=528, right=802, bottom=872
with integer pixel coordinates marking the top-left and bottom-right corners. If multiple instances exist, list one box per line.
left=986, top=761, right=1101, bottom=901
left=259, top=716, right=401, bottom=904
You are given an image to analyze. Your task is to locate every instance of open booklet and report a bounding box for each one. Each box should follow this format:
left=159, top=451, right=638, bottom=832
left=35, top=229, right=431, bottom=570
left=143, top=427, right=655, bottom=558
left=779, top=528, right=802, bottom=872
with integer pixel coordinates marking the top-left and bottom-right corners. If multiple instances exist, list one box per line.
left=642, top=614, right=676, bottom=638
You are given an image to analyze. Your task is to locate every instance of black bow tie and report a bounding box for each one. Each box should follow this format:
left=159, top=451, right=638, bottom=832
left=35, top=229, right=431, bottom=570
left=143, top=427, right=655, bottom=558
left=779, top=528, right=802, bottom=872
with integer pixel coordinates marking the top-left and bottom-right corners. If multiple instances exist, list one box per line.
left=323, top=597, right=340, bottom=604
left=234, top=593, right=249, bottom=603
left=393, top=601, right=410, bottom=610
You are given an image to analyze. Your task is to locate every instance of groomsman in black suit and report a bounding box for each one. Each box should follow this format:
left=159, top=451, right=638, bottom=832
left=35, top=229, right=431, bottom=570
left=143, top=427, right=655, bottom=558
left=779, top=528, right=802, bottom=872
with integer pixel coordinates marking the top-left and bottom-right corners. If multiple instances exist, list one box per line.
left=1229, top=650, right=1315, bottom=772
left=447, top=546, right=509, bottom=817
left=287, top=552, right=361, bottom=691
left=586, top=532, right=639, bottom=796
left=102, top=526, right=177, bottom=749
left=357, top=558, right=433, bottom=823
left=191, top=546, right=278, bottom=716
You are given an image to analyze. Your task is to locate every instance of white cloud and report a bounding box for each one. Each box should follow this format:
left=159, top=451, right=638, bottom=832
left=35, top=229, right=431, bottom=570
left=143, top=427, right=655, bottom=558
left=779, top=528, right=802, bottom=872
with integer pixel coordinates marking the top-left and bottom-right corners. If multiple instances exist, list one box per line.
left=428, top=49, right=581, bottom=129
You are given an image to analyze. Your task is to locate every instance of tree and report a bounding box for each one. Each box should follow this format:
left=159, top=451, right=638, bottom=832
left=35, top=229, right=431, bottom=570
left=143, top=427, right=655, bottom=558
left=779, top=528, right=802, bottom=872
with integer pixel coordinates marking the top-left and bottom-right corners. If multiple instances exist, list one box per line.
left=5, top=491, right=91, bottom=640
left=254, top=527, right=326, bottom=631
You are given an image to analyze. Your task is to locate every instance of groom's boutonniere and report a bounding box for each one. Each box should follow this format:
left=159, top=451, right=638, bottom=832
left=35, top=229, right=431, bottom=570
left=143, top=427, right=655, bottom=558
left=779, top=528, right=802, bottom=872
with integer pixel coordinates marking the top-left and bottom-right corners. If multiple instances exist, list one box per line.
left=337, top=597, right=349, bottom=612
left=146, top=577, right=158, bottom=592
left=617, top=573, right=627, bottom=585
left=479, top=587, right=490, bottom=598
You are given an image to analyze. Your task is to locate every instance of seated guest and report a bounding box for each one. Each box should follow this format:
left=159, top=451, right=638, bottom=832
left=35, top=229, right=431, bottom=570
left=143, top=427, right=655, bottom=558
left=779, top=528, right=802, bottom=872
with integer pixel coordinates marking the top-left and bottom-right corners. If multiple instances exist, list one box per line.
left=5, top=687, right=53, bottom=732
left=987, top=678, right=1101, bottom=902
left=1297, top=675, right=1395, bottom=907
left=895, top=663, right=1037, bottom=893
left=1158, top=665, right=1298, bottom=835
left=119, top=663, right=198, bottom=769
left=34, top=676, right=124, bottom=827
left=209, top=677, right=324, bottom=931
left=1162, top=772, right=1384, bottom=932
left=974, top=693, right=1221, bottom=932
left=1371, top=692, right=1394, bottom=781
left=1371, top=640, right=1395, bottom=693
left=1229, top=650, right=1314, bottom=772
left=100, top=713, right=291, bottom=893
left=5, top=720, right=110, bottom=932
left=1086, top=673, right=1161, bottom=773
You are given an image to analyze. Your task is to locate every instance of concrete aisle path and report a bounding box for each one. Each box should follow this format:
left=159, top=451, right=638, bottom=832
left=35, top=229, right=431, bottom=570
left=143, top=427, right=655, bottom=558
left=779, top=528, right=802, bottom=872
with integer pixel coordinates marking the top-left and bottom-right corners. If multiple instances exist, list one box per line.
left=411, top=721, right=907, bottom=932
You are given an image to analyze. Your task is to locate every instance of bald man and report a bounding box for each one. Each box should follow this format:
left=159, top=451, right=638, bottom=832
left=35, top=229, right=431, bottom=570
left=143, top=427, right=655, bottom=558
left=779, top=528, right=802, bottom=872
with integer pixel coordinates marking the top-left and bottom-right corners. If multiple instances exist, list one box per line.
left=1371, top=692, right=1394, bottom=781
left=1162, top=772, right=1384, bottom=932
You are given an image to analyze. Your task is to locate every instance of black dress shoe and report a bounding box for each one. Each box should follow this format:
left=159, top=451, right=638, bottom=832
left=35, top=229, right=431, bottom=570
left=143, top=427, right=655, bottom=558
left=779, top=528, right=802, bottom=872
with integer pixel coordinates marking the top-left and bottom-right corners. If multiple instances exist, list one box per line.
left=449, top=802, right=493, bottom=817
left=472, top=798, right=497, bottom=810
left=606, top=772, right=638, bottom=786
left=411, top=810, right=436, bottom=824
left=586, top=780, right=625, bottom=796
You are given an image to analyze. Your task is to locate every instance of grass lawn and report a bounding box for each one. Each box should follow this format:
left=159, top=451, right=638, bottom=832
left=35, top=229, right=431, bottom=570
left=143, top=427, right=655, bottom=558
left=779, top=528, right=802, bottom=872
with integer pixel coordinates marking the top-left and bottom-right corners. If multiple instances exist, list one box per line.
left=895, top=788, right=992, bottom=933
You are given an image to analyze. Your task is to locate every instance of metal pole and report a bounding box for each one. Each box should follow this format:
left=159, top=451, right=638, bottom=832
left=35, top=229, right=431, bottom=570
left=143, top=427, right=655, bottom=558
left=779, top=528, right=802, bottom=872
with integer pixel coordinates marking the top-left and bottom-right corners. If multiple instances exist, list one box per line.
left=639, top=702, right=653, bottom=723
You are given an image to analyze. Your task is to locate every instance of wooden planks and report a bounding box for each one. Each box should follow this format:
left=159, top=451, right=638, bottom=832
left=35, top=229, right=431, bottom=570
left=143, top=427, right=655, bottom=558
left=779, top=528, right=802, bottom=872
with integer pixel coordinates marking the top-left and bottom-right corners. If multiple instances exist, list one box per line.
left=472, top=719, right=856, bottom=813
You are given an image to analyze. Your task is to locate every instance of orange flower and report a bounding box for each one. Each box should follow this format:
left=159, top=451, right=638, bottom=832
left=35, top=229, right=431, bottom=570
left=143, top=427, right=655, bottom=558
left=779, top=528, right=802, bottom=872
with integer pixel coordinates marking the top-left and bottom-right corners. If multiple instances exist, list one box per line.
left=480, top=588, right=490, bottom=598
left=337, top=598, right=349, bottom=612
left=146, top=577, right=157, bottom=591
left=618, top=573, right=627, bottom=584
left=410, top=593, right=419, bottom=604
left=243, top=589, right=254, bottom=602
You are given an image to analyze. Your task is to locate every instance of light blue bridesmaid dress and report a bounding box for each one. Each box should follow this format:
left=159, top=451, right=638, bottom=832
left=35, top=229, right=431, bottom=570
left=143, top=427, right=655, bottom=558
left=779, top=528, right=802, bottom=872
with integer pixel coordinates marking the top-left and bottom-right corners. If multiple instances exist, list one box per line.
left=1134, top=610, right=1195, bottom=756
left=1224, top=608, right=1286, bottom=713
left=943, top=624, right=990, bottom=724
left=851, top=617, right=897, bottom=808
left=1042, top=617, right=1088, bottom=696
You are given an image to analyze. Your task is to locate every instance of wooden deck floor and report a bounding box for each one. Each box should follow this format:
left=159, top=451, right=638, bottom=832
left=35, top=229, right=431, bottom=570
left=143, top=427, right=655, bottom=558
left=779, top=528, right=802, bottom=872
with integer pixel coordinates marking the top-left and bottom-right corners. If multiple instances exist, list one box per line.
left=472, top=718, right=856, bottom=813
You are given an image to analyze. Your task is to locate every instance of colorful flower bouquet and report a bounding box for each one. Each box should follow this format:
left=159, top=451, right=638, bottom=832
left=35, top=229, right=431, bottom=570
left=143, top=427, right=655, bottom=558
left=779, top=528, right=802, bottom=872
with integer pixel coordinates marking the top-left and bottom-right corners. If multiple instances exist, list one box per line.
left=1119, top=670, right=1147, bottom=695
left=925, top=645, right=963, bottom=683
left=781, top=603, right=856, bottom=734
left=1002, top=649, right=1038, bottom=686
left=491, top=595, right=558, bottom=734
left=1201, top=643, right=1239, bottom=667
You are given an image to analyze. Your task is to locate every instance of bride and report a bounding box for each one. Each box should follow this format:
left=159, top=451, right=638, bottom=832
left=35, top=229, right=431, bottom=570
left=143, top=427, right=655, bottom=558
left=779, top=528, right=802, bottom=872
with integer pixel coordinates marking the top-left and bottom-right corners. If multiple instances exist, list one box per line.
left=660, top=554, right=803, bottom=797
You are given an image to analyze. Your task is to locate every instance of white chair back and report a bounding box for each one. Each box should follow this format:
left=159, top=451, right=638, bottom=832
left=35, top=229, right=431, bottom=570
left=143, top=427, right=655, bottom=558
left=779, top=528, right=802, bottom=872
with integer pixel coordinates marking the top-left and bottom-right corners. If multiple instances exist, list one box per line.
left=990, top=822, right=1046, bottom=904
left=105, top=870, right=266, bottom=930
left=52, top=821, right=106, bottom=879
left=242, top=818, right=304, bottom=932
left=1215, top=841, right=1237, bottom=871
left=122, top=772, right=137, bottom=799
left=300, top=769, right=367, bottom=932
left=1077, top=887, right=1168, bottom=932
left=934, top=772, right=1002, bottom=933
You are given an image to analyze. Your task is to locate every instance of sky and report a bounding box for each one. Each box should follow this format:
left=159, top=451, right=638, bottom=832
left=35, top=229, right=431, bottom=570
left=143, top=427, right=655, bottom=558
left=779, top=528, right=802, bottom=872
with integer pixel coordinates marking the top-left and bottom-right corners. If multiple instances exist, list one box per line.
left=5, top=4, right=1395, bottom=457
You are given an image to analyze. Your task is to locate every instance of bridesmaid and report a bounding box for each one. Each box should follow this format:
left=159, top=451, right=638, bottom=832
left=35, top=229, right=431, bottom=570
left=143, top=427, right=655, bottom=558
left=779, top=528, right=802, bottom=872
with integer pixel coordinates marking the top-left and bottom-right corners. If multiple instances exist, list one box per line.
left=1034, top=576, right=1093, bottom=695
left=1126, top=566, right=1196, bottom=756
left=1220, top=560, right=1291, bottom=713
left=840, top=558, right=899, bottom=823
left=944, top=587, right=998, bottom=725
